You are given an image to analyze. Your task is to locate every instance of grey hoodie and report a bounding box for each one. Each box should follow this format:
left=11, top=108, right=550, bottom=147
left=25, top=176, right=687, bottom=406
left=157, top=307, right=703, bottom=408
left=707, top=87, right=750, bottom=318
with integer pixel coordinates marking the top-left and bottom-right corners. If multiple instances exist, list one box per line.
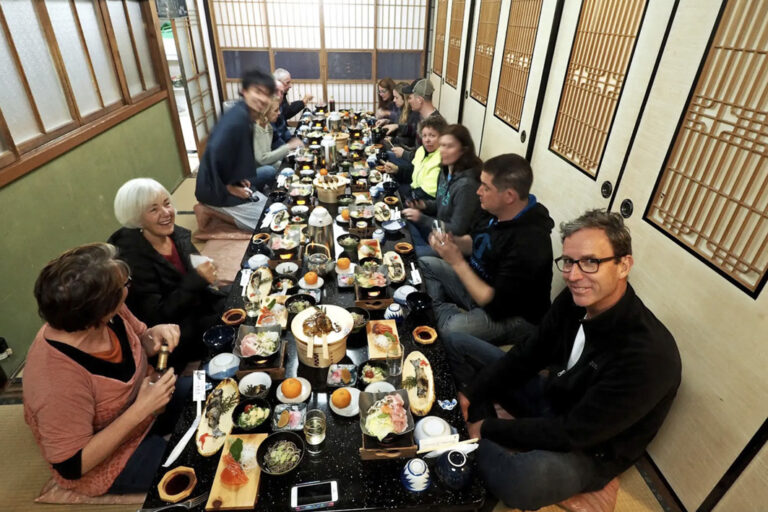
left=414, top=166, right=489, bottom=236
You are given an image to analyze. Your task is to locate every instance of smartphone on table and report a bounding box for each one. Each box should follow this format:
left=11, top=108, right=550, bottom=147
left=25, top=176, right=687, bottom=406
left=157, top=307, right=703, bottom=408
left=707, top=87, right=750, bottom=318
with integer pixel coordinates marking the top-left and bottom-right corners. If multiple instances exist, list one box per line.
left=290, top=480, right=338, bottom=511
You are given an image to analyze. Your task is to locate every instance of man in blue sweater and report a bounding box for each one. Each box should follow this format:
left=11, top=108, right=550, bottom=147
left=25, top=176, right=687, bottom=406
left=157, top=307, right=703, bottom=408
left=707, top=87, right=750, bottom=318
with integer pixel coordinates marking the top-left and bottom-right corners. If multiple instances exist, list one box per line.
left=195, top=69, right=277, bottom=230
left=444, top=210, right=681, bottom=510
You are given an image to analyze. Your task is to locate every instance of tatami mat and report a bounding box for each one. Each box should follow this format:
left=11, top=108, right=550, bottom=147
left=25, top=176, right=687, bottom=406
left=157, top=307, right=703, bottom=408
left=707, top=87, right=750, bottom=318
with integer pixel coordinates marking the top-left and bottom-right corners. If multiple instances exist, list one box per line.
left=491, top=466, right=664, bottom=512
left=0, top=404, right=135, bottom=512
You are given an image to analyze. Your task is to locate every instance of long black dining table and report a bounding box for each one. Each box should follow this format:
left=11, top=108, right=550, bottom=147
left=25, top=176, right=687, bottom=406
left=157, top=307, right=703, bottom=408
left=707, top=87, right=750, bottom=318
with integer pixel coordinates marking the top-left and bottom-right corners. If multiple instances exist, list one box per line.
left=140, top=191, right=487, bottom=511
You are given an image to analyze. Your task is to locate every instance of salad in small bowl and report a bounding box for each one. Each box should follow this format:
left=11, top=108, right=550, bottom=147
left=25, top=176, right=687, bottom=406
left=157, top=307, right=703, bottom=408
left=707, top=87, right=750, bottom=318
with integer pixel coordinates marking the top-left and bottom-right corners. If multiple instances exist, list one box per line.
left=232, top=398, right=271, bottom=432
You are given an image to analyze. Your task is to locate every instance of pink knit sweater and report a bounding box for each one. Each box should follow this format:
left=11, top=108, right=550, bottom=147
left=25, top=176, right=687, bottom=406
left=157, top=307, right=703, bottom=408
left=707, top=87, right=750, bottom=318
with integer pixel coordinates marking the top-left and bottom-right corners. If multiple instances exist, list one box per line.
left=23, top=305, right=154, bottom=496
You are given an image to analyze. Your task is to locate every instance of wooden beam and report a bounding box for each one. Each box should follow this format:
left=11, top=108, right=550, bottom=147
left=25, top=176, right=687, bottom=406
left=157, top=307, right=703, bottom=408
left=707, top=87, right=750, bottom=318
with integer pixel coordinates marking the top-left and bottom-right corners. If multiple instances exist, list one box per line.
left=0, top=91, right=169, bottom=188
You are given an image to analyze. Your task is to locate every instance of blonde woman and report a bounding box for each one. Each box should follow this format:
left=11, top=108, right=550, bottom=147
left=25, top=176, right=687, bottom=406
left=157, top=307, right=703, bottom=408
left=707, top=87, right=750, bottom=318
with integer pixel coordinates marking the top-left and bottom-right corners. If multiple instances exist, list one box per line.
left=378, top=82, right=421, bottom=149
left=254, top=97, right=303, bottom=168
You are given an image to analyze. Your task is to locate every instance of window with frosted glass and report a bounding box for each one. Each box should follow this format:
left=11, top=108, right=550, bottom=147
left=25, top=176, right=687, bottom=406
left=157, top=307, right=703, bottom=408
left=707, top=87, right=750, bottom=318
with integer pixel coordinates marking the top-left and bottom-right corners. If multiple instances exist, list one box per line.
left=0, top=0, right=167, bottom=185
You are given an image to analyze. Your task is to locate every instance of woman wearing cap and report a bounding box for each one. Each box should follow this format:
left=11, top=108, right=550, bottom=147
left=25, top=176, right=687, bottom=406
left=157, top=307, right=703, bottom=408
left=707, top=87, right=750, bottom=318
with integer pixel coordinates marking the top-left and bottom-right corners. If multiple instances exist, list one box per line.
left=24, top=243, right=183, bottom=496
left=108, top=178, right=225, bottom=370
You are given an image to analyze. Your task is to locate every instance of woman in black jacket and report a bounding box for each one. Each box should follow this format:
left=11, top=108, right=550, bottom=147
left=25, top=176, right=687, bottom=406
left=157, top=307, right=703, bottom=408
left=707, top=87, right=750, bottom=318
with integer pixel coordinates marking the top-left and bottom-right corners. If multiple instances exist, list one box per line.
left=403, top=124, right=489, bottom=257
left=108, top=178, right=226, bottom=370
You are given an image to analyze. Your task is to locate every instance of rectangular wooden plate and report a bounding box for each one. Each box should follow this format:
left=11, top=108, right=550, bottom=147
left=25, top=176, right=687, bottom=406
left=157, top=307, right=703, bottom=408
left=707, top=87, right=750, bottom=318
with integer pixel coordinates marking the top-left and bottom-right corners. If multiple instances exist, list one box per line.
left=206, top=433, right=268, bottom=510
left=366, top=319, right=401, bottom=360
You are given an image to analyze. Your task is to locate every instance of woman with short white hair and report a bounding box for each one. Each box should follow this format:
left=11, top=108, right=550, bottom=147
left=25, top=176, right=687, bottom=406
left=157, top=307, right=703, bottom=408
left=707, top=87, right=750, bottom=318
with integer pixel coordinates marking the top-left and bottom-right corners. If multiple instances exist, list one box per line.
left=108, top=178, right=225, bottom=369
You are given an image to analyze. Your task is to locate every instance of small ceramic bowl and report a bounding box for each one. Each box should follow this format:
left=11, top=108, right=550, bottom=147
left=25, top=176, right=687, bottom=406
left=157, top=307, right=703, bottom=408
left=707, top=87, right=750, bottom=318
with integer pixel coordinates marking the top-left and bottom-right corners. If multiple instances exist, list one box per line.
left=382, top=181, right=399, bottom=196
left=414, top=416, right=451, bottom=444
left=239, top=372, right=272, bottom=399
left=202, top=325, right=236, bottom=355
left=347, top=306, right=370, bottom=334
left=275, top=261, right=299, bottom=276
left=401, top=458, right=431, bottom=493
left=383, top=196, right=399, bottom=207
left=382, top=219, right=406, bottom=233
left=206, top=352, right=240, bottom=380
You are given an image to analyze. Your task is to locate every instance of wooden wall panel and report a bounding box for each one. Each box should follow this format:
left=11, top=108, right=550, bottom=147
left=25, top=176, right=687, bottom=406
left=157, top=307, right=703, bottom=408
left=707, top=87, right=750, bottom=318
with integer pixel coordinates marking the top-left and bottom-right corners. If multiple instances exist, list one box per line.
left=493, top=0, right=543, bottom=129
left=647, top=0, right=768, bottom=294
left=432, top=0, right=448, bottom=76
left=445, top=0, right=465, bottom=87
left=469, top=0, right=502, bottom=105
left=549, top=0, right=646, bottom=176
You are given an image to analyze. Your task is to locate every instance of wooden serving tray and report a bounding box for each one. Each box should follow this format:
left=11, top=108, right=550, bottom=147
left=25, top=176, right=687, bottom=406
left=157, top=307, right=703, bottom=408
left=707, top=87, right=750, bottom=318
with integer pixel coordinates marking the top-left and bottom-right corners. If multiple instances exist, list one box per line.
left=206, top=433, right=268, bottom=510
left=359, top=432, right=417, bottom=461
left=366, top=319, right=400, bottom=360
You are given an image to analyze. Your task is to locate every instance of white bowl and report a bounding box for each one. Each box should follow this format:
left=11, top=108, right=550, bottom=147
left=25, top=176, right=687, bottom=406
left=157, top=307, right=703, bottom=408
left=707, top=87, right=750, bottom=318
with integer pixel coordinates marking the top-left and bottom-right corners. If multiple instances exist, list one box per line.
left=276, top=261, right=299, bottom=275
left=414, top=416, right=451, bottom=444
left=207, top=353, right=240, bottom=379
left=238, top=372, right=272, bottom=397
left=365, top=381, right=395, bottom=393
left=248, top=254, right=270, bottom=269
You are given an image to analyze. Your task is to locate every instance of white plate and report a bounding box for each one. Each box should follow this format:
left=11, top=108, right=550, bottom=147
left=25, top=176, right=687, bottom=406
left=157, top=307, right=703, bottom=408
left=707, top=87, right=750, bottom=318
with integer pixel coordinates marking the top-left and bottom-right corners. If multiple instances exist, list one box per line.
left=298, top=276, right=325, bottom=289
left=276, top=377, right=312, bottom=404
left=329, top=387, right=361, bottom=417
left=365, top=381, right=395, bottom=393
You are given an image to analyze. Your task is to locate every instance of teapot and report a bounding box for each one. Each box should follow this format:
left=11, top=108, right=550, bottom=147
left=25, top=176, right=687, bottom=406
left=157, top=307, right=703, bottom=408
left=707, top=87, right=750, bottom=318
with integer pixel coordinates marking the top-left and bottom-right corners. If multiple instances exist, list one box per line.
left=306, top=207, right=334, bottom=251
left=305, top=245, right=335, bottom=277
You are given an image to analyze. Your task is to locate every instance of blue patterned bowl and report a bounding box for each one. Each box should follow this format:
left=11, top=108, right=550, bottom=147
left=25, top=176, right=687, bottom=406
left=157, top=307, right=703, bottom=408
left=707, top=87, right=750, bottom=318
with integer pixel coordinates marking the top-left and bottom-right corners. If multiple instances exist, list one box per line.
left=435, top=450, right=473, bottom=490
left=401, top=458, right=431, bottom=493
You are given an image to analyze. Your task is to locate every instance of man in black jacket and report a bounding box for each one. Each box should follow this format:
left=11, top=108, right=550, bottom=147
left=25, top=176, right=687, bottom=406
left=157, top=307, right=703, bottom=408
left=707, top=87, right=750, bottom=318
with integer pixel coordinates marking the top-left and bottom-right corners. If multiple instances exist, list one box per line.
left=195, top=69, right=277, bottom=230
left=444, top=210, right=681, bottom=510
left=420, top=154, right=554, bottom=345
left=274, top=68, right=313, bottom=120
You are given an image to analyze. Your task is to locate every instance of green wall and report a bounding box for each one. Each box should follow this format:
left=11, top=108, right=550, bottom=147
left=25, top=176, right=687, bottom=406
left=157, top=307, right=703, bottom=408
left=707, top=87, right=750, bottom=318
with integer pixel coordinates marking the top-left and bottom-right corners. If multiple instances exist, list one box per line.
left=0, top=100, right=186, bottom=376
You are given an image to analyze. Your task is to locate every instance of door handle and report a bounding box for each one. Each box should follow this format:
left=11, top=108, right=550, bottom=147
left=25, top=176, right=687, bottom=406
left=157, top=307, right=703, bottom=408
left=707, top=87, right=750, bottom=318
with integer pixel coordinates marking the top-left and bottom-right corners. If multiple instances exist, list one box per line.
left=601, top=181, right=613, bottom=198
left=520, top=130, right=527, bottom=143
left=620, top=199, right=634, bottom=218
left=464, top=91, right=468, bottom=99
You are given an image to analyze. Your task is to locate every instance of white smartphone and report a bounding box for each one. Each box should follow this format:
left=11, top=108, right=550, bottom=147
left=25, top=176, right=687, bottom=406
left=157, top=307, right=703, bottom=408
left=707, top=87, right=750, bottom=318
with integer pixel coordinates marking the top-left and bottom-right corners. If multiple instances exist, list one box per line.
left=290, top=480, right=338, bottom=511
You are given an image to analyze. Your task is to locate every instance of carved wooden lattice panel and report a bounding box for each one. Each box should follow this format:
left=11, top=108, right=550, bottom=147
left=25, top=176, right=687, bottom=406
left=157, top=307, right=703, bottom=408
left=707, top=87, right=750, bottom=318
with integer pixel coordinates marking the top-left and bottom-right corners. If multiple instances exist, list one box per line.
left=445, top=0, right=465, bottom=88
left=647, top=0, right=768, bottom=294
left=469, top=0, right=502, bottom=105
left=432, top=0, right=448, bottom=76
left=494, top=0, right=543, bottom=129
left=550, top=0, right=646, bottom=176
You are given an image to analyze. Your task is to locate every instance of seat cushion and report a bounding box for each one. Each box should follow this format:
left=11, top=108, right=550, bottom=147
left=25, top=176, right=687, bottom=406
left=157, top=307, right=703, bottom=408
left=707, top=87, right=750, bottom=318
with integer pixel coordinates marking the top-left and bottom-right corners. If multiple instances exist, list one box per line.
left=35, top=478, right=145, bottom=505
left=193, top=203, right=251, bottom=240
left=557, top=477, right=620, bottom=512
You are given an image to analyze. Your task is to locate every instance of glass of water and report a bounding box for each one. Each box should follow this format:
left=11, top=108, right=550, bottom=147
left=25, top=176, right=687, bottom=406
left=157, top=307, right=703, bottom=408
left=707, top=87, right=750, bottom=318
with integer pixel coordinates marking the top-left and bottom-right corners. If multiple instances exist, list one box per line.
left=304, top=409, right=326, bottom=454
left=387, top=343, right=403, bottom=376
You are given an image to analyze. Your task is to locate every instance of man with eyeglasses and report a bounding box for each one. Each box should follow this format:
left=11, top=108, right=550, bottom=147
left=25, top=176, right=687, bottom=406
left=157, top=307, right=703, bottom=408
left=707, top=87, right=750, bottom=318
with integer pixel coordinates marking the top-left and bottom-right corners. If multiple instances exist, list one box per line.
left=442, top=209, right=681, bottom=510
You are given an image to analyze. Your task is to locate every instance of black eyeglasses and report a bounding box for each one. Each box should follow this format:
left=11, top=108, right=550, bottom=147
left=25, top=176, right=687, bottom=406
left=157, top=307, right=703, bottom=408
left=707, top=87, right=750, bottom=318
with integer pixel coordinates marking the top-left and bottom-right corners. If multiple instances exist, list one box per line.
left=124, top=276, right=132, bottom=288
left=554, top=255, right=624, bottom=273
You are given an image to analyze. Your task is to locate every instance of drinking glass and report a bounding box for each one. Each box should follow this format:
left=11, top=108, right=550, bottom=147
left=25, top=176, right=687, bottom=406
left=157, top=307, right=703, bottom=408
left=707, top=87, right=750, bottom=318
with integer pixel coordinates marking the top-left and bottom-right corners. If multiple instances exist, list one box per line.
left=387, top=343, right=403, bottom=376
left=304, top=409, right=327, bottom=454
left=244, top=301, right=259, bottom=319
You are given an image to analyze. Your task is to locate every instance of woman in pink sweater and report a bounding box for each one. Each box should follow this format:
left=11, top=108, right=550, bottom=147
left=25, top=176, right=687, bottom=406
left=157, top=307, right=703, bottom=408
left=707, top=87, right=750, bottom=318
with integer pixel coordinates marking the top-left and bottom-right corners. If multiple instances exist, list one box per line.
left=23, top=243, right=181, bottom=496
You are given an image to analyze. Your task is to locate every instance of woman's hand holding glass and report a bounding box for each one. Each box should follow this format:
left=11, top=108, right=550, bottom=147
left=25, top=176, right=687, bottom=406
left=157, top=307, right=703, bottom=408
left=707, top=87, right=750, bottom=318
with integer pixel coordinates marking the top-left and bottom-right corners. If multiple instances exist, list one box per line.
left=382, top=162, right=399, bottom=174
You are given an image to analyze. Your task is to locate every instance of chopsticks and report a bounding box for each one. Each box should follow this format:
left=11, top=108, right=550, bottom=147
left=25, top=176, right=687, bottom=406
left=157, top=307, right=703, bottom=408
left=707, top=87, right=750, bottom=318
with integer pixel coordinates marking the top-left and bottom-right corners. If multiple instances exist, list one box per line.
left=416, top=438, right=479, bottom=454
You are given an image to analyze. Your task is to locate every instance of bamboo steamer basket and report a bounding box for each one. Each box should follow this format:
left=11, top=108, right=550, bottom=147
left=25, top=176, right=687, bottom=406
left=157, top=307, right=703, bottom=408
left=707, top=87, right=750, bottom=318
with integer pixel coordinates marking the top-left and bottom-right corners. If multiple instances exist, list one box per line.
left=290, top=305, right=354, bottom=367
left=314, top=175, right=349, bottom=203
left=335, top=133, right=350, bottom=151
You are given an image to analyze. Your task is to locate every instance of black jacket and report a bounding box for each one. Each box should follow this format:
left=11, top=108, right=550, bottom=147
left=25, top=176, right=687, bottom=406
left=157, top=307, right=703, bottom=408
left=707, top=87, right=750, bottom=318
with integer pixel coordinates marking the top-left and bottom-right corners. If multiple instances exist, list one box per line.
left=195, top=101, right=255, bottom=207
left=469, top=198, right=554, bottom=323
left=468, top=285, right=681, bottom=484
left=414, top=166, right=488, bottom=237
left=107, top=226, right=224, bottom=365
left=280, top=96, right=306, bottom=120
